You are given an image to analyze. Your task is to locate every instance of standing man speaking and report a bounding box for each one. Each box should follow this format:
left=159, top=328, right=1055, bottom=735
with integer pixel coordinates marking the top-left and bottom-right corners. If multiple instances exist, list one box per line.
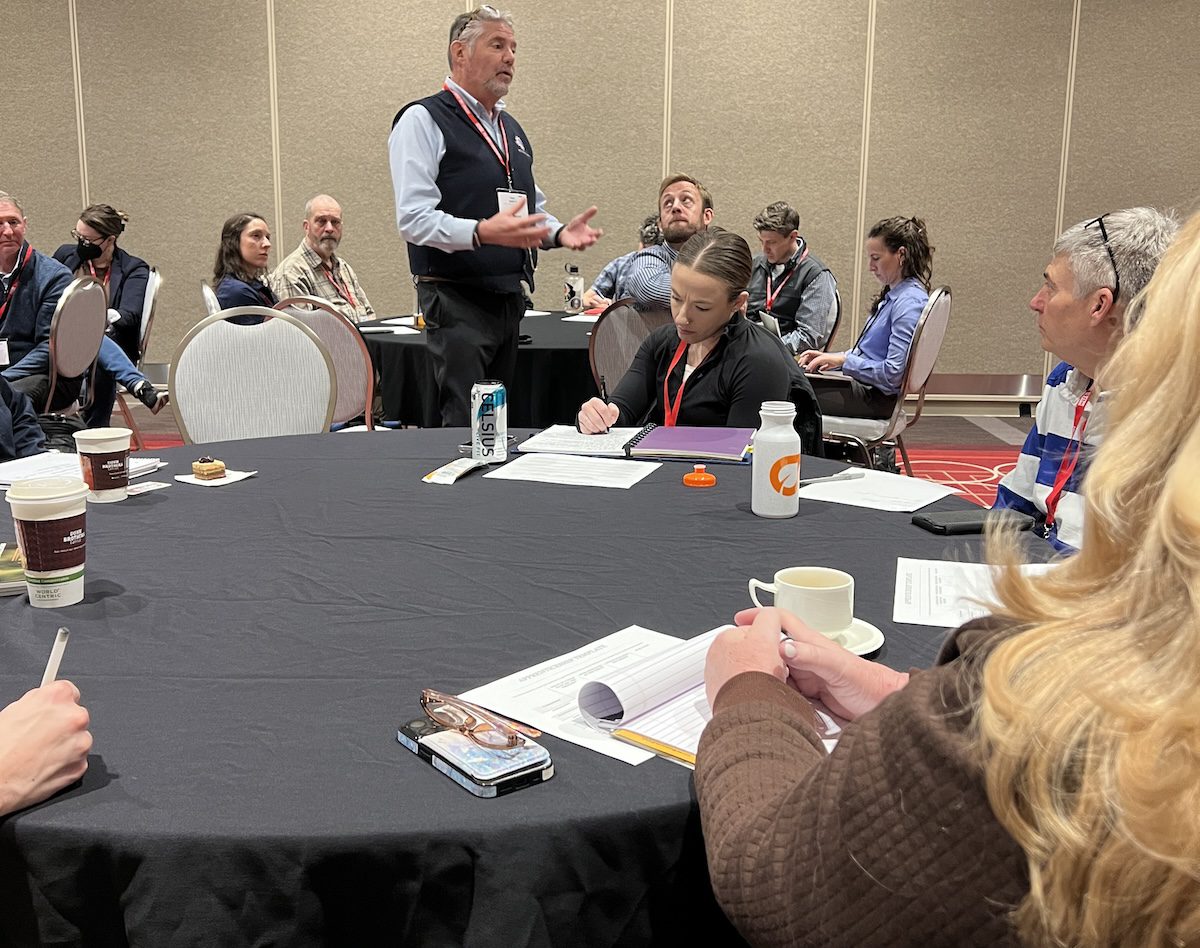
left=389, top=5, right=602, bottom=426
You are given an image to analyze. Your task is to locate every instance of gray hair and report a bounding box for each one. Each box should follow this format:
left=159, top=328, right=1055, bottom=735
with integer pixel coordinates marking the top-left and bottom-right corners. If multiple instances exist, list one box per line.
left=0, top=191, right=25, bottom=217
left=448, top=6, right=514, bottom=69
left=303, top=194, right=341, bottom=219
left=638, top=214, right=661, bottom=246
left=1055, top=206, right=1180, bottom=304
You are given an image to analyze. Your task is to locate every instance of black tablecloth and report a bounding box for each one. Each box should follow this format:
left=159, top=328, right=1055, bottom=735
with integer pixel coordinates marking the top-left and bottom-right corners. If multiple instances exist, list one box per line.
left=361, top=314, right=598, bottom=428
left=0, top=432, right=995, bottom=946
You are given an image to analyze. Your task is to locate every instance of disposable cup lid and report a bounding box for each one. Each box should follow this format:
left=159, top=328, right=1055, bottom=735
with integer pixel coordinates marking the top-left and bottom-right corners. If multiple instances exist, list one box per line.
left=73, top=427, right=132, bottom=446
left=5, top=476, right=90, bottom=504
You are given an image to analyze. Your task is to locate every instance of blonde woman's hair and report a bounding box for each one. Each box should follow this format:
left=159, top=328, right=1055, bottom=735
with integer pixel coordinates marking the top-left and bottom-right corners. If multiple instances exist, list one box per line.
left=977, top=209, right=1200, bottom=946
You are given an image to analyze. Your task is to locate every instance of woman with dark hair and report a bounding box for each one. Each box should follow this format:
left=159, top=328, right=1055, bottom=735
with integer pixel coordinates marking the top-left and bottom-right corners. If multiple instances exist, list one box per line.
left=577, top=228, right=818, bottom=444
left=798, top=216, right=933, bottom=421
left=53, top=204, right=166, bottom=423
left=212, top=213, right=276, bottom=323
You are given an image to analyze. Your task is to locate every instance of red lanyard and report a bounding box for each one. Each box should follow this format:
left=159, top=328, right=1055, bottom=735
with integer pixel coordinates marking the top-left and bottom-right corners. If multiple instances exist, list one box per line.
left=662, top=340, right=692, bottom=427
left=443, top=82, right=512, bottom=187
left=1043, top=388, right=1092, bottom=528
left=763, top=247, right=809, bottom=313
left=322, top=264, right=357, bottom=309
left=0, top=244, right=34, bottom=323
left=87, top=260, right=111, bottom=289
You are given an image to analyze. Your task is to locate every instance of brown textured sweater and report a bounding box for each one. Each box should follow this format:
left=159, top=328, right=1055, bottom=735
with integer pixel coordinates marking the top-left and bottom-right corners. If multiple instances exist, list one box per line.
left=695, top=621, right=1029, bottom=947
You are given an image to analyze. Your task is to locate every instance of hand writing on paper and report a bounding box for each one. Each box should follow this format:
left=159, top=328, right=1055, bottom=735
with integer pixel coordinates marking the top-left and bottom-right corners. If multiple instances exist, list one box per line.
left=733, top=607, right=909, bottom=720
left=477, top=196, right=551, bottom=249
left=577, top=397, right=619, bottom=434
left=703, top=615, right=789, bottom=709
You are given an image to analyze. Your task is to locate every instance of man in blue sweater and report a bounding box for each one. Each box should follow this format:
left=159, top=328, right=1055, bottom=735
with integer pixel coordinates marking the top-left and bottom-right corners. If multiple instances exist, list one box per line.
left=0, top=192, right=75, bottom=412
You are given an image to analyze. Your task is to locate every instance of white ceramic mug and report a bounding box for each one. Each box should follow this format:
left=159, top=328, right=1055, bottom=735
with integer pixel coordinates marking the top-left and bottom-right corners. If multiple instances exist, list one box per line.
left=5, top=475, right=89, bottom=608
left=74, top=427, right=133, bottom=502
left=747, top=566, right=854, bottom=637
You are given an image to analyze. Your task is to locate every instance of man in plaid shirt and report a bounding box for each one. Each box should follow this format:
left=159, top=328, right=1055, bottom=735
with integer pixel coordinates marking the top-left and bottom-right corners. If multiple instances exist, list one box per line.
left=271, top=194, right=374, bottom=323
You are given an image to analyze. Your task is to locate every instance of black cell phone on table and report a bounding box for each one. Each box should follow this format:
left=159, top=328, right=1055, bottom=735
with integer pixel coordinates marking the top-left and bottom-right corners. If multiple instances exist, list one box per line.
left=911, top=508, right=1035, bottom=535
left=397, top=718, right=553, bottom=798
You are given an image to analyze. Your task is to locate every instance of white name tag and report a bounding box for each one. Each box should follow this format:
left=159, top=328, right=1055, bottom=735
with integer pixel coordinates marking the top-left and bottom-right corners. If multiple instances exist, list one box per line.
left=497, top=189, right=528, bottom=217
left=0, top=337, right=8, bottom=367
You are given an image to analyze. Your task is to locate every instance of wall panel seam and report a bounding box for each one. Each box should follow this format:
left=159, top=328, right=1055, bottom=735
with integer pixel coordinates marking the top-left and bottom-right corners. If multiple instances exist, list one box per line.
left=68, top=0, right=89, bottom=208
left=849, top=0, right=878, bottom=340
left=266, top=0, right=284, bottom=248
left=1049, top=0, right=1083, bottom=378
left=661, top=0, right=673, bottom=178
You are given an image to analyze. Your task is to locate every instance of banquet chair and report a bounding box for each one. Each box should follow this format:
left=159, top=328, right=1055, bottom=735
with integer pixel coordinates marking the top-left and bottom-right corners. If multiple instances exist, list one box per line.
left=169, top=307, right=337, bottom=444
left=201, top=282, right=220, bottom=316
left=43, top=276, right=108, bottom=414
left=588, top=299, right=674, bottom=391
left=273, top=296, right=376, bottom=431
left=115, top=266, right=163, bottom=450
left=820, top=285, right=952, bottom=476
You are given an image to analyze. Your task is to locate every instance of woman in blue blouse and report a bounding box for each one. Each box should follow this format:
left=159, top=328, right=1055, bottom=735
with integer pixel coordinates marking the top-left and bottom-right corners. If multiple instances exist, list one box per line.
left=211, top=213, right=277, bottom=323
left=798, top=216, right=933, bottom=419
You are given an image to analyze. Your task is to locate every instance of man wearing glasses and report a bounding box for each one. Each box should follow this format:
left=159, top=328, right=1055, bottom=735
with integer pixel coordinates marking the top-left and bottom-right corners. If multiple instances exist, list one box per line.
left=0, top=192, right=75, bottom=411
left=389, top=5, right=603, bottom=427
left=993, top=206, right=1179, bottom=553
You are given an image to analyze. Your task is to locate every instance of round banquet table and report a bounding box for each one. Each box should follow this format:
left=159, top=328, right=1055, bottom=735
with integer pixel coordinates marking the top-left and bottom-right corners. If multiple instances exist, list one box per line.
left=360, top=313, right=598, bottom=428
left=0, top=431, right=1003, bottom=947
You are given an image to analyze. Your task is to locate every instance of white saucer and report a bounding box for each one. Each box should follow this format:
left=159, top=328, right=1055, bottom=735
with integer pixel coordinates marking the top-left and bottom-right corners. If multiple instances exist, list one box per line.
left=829, top=617, right=885, bottom=655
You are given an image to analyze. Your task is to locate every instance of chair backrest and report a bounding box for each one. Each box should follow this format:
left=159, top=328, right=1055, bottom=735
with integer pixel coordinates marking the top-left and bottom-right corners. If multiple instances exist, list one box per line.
left=587, top=298, right=674, bottom=391
left=274, top=297, right=374, bottom=428
left=46, top=276, right=108, bottom=412
left=136, top=267, right=162, bottom=368
left=822, top=289, right=843, bottom=351
left=898, top=285, right=952, bottom=428
left=168, top=308, right=337, bottom=444
left=201, top=281, right=220, bottom=316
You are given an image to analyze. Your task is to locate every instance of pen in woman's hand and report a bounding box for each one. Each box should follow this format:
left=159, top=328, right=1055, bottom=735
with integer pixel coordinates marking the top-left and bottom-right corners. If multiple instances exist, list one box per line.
left=599, top=375, right=609, bottom=403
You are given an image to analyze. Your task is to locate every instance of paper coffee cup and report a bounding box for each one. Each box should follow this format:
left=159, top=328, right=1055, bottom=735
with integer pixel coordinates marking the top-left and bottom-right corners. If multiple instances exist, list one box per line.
left=748, top=566, right=854, bottom=637
left=5, top=476, right=89, bottom=608
left=74, top=426, right=133, bottom=502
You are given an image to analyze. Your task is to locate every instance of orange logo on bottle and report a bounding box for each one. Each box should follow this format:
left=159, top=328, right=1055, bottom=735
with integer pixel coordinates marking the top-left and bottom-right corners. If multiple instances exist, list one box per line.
left=769, top=454, right=801, bottom=496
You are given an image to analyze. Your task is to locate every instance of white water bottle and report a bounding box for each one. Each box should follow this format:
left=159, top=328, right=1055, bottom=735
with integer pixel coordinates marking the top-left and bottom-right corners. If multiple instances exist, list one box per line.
left=751, top=400, right=801, bottom=518
left=564, top=263, right=584, bottom=314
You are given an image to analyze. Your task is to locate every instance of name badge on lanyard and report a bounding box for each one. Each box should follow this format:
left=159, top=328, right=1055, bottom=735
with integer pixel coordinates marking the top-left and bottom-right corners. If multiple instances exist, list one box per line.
left=497, top=188, right=528, bottom=217
left=0, top=337, right=8, bottom=367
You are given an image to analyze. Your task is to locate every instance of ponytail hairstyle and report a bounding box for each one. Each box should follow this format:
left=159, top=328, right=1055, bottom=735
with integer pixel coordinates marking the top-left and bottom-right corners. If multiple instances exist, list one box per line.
left=675, top=227, right=752, bottom=302
left=867, top=216, right=934, bottom=311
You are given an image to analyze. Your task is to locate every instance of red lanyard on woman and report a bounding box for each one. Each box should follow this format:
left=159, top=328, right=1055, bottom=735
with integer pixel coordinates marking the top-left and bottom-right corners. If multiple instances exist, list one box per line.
left=322, top=264, right=357, bottom=308
left=0, top=244, right=34, bottom=323
left=763, top=247, right=809, bottom=313
left=443, top=82, right=512, bottom=188
left=1043, top=388, right=1092, bottom=528
left=662, top=340, right=691, bottom=427
left=87, top=260, right=111, bottom=289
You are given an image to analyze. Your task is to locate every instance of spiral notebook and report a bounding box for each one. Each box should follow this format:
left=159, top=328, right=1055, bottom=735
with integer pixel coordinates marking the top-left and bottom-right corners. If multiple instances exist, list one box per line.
left=518, top=425, right=753, bottom=463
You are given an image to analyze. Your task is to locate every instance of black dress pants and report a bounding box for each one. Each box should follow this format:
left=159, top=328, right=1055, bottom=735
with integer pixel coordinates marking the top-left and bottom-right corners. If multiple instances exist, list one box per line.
left=418, top=282, right=524, bottom=427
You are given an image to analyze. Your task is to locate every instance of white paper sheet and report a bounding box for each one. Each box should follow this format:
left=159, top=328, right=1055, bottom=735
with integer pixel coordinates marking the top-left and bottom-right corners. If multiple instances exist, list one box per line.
left=524, top=309, right=552, bottom=317
left=460, top=626, right=685, bottom=764
left=482, top=452, right=660, bottom=489
left=517, top=425, right=644, bottom=458
left=382, top=316, right=416, bottom=326
left=173, top=470, right=257, bottom=487
left=359, top=325, right=418, bottom=335
left=893, top=557, right=1055, bottom=627
left=560, top=313, right=600, bottom=323
left=798, top=467, right=955, bottom=512
left=0, top=453, right=164, bottom=487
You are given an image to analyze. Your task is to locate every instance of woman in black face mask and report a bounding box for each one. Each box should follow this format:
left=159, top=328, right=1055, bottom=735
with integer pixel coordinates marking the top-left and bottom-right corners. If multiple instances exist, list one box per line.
left=53, top=204, right=166, bottom=424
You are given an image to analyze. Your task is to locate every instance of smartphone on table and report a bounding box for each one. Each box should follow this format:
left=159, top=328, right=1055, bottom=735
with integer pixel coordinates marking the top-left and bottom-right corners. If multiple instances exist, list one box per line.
left=398, top=717, right=554, bottom=798
left=911, top=508, right=1035, bottom=535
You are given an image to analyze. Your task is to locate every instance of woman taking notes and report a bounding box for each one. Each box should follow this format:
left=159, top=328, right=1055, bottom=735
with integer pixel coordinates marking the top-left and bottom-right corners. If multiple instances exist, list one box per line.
left=798, top=216, right=933, bottom=419
left=577, top=228, right=815, bottom=438
left=696, top=211, right=1200, bottom=946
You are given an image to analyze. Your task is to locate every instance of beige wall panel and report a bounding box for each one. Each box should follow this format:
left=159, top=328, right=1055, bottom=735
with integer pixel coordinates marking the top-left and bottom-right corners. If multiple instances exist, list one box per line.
left=1, top=2, right=81, bottom=261
left=1065, top=0, right=1200, bottom=225
left=275, top=1, right=461, bottom=319
left=75, top=0, right=277, bottom=361
left=671, top=0, right=869, bottom=349
left=502, top=1, right=668, bottom=310
left=866, top=0, right=1073, bottom=375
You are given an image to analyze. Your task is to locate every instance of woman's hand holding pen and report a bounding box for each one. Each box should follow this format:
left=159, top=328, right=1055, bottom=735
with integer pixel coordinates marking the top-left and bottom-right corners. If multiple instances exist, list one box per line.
left=578, top=397, right=619, bottom=434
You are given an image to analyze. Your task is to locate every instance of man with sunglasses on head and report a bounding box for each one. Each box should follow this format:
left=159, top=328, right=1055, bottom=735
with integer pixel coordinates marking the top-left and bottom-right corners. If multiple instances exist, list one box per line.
left=993, top=207, right=1178, bottom=553
left=389, top=5, right=603, bottom=427
left=0, top=192, right=75, bottom=412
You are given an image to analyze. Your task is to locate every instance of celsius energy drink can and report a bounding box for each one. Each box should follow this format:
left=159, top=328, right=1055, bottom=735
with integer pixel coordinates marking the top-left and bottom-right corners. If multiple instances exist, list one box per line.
left=471, top=381, right=508, bottom=462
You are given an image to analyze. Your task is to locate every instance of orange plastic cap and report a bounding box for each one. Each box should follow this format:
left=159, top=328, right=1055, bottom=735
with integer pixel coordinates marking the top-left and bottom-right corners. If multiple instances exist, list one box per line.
left=683, top=464, right=717, bottom=488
